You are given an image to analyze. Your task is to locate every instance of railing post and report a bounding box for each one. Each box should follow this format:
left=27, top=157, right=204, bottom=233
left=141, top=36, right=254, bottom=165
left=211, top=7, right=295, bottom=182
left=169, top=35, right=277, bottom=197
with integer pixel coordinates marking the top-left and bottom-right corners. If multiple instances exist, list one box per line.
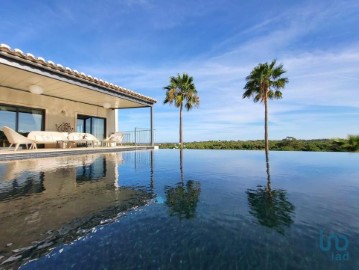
left=135, top=127, right=137, bottom=146
left=150, top=106, right=154, bottom=146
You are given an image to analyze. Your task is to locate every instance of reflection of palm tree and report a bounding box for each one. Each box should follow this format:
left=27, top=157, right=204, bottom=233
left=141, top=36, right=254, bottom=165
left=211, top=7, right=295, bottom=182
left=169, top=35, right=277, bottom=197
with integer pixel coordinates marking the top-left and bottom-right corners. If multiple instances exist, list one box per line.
left=165, top=180, right=201, bottom=219
left=150, top=150, right=154, bottom=192
left=180, top=148, right=184, bottom=183
left=246, top=151, right=295, bottom=234
left=165, top=149, right=201, bottom=219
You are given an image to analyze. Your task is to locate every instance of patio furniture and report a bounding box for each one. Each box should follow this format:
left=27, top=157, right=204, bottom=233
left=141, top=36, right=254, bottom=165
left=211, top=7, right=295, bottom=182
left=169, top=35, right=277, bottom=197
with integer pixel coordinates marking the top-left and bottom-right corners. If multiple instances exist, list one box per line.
left=28, top=131, right=69, bottom=146
left=68, top=132, right=101, bottom=147
left=56, top=140, right=70, bottom=149
left=102, top=132, right=124, bottom=147
left=27, top=131, right=100, bottom=148
left=1, top=126, right=37, bottom=151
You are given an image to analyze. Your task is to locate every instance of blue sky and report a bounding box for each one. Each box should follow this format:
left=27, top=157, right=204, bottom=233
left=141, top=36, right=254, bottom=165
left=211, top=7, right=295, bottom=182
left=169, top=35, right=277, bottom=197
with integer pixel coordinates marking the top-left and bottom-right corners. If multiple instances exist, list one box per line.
left=1, top=0, right=358, bottom=142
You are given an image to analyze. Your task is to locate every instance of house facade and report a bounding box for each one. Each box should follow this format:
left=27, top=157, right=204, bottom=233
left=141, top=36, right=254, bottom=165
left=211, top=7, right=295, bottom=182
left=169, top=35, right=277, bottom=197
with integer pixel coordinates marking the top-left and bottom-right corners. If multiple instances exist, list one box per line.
left=0, top=44, right=156, bottom=145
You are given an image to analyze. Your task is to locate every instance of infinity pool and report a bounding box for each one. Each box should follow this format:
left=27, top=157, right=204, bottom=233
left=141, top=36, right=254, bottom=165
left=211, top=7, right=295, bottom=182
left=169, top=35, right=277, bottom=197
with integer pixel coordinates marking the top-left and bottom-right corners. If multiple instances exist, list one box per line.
left=0, top=150, right=358, bottom=269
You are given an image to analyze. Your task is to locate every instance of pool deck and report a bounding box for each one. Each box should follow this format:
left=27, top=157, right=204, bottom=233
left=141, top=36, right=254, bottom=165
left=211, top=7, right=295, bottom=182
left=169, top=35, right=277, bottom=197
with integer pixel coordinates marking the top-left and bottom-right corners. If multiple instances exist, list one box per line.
left=0, top=145, right=156, bottom=161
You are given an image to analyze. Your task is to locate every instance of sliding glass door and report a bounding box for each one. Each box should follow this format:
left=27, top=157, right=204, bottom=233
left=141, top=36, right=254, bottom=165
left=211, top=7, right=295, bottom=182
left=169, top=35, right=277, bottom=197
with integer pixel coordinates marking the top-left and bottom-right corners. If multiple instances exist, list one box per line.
left=77, top=115, right=106, bottom=140
left=92, top=118, right=105, bottom=140
left=0, top=104, right=44, bottom=144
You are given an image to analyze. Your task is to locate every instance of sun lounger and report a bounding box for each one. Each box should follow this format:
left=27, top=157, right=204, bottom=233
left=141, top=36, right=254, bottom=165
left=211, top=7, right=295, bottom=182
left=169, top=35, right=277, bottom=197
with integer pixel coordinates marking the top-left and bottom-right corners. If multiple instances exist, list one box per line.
left=2, top=126, right=37, bottom=151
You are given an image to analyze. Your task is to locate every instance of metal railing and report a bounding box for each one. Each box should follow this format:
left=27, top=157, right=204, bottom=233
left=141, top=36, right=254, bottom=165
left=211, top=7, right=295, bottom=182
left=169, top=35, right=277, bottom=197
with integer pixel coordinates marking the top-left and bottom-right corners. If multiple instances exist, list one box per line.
left=122, top=128, right=154, bottom=146
left=122, top=150, right=153, bottom=169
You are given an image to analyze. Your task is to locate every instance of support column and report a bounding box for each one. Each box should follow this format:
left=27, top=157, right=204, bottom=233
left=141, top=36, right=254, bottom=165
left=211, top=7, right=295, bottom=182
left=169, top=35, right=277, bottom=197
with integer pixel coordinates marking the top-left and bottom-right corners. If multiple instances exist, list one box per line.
left=115, top=109, right=119, bottom=132
left=106, top=109, right=118, bottom=137
left=150, top=106, right=154, bottom=146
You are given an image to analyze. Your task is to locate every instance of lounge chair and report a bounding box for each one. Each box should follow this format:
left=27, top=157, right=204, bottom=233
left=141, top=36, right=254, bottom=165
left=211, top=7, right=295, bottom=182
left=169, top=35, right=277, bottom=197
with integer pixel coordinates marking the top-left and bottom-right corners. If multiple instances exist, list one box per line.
left=2, top=126, right=37, bottom=151
left=102, top=132, right=124, bottom=146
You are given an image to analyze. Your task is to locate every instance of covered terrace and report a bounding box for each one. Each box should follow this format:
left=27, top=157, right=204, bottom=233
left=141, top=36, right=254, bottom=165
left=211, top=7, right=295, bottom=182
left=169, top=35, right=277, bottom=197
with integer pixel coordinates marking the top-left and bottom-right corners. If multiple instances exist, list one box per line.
left=0, top=44, right=156, bottom=159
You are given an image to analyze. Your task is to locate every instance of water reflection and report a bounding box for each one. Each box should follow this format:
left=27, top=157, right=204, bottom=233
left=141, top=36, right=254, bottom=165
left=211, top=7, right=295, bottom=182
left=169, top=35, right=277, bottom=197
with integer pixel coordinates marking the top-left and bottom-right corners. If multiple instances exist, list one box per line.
left=76, top=156, right=107, bottom=182
left=165, top=150, right=201, bottom=219
left=0, top=155, right=111, bottom=199
left=16, top=150, right=359, bottom=270
left=246, top=151, right=295, bottom=234
left=0, top=172, right=45, bottom=201
left=150, top=150, right=154, bottom=192
left=0, top=152, right=152, bottom=268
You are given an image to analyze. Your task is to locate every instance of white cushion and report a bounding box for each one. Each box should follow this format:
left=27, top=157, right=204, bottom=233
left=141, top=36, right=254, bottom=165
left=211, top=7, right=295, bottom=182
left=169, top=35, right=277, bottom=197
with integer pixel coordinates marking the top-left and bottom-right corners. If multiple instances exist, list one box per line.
left=28, top=131, right=69, bottom=143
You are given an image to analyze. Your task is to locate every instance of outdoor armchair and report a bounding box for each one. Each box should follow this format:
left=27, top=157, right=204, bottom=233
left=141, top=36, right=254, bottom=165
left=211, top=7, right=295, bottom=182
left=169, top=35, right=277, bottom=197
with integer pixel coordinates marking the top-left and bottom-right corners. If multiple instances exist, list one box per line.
left=103, top=132, right=124, bottom=146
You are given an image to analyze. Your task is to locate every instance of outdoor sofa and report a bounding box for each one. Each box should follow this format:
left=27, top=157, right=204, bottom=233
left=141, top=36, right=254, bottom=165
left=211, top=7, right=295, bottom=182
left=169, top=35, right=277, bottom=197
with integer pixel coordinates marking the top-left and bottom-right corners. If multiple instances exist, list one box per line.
left=27, top=131, right=101, bottom=148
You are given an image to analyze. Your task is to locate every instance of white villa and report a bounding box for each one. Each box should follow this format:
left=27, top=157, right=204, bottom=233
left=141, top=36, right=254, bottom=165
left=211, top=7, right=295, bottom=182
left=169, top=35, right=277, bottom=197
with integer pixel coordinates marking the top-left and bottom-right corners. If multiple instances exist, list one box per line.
left=0, top=44, right=156, bottom=148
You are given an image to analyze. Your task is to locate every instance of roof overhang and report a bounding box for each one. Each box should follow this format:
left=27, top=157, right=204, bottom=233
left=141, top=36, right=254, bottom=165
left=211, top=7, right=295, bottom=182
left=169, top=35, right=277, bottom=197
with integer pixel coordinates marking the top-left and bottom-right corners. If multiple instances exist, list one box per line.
left=0, top=46, right=156, bottom=109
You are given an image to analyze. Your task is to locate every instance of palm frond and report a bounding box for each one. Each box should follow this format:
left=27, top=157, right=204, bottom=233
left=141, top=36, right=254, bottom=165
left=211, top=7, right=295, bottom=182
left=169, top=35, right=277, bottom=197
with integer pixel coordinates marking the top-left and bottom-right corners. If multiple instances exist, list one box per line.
left=163, top=72, right=200, bottom=111
left=254, top=93, right=261, bottom=103
left=243, top=60, right=288, bottom=103
left=268, top=90, right=274, bottom=99
left=274, top=90, right=283, bottom=99
left=272, top=77, right=288, bottom=89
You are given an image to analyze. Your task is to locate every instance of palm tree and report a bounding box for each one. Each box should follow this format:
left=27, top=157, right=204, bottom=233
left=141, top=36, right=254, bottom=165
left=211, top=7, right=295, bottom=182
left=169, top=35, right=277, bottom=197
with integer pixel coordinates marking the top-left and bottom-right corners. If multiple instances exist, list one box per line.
left=164, top=73, right=200, bottom=148
left=243, top=60, right=288, bottom=153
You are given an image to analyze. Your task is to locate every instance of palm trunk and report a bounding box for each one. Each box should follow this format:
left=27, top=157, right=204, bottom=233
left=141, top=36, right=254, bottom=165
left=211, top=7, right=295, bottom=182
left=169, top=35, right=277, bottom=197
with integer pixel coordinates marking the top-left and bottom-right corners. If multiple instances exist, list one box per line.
left=179, top=104, right=183, bottom=149
left=264, top=97, right=271, bottom=196
left=264, top=93, right=269, bottom=153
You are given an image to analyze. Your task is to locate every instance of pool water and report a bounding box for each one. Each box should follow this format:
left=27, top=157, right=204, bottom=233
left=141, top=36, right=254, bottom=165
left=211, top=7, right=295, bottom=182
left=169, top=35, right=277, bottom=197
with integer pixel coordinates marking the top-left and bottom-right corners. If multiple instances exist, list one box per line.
left=0, top=150, right=358, bottom=269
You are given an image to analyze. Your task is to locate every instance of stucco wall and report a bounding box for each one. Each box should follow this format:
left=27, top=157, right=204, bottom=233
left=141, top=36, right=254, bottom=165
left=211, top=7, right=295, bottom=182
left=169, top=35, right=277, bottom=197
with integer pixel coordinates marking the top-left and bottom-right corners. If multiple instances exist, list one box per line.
left=0, top=86, right=117, bottom=137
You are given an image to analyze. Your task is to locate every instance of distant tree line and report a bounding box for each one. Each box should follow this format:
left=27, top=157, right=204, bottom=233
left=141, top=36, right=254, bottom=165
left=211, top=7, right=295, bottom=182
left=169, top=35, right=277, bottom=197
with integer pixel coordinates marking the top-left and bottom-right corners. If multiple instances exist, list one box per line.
left=158, top=135, right=359, bottom=152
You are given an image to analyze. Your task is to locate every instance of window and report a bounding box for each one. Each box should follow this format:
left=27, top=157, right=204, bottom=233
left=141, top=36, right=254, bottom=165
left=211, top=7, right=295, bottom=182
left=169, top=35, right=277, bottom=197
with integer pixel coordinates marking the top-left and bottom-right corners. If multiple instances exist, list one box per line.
left=76, top=118, right=85, bottom=134
left=0, top=104, right=44, bottom=143
left=0, top=105, right=16, bottom=130
left=77, top=115, right=106, bottom=140
left=18, top=108, right=43, bottom=133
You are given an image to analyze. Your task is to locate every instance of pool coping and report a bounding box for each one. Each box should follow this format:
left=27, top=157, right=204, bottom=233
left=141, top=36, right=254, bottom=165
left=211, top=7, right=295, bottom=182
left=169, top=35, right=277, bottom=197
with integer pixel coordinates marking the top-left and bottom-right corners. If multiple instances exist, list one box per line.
left=0, top=146, right=157, bottom=161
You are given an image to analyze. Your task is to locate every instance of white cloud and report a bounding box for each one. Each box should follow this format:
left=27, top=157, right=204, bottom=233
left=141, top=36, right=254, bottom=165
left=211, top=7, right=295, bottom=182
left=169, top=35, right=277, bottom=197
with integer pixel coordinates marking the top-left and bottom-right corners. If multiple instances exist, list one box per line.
left=86, top=41, right=359, bottom=141
left=76, top=1, right=359, bottom=142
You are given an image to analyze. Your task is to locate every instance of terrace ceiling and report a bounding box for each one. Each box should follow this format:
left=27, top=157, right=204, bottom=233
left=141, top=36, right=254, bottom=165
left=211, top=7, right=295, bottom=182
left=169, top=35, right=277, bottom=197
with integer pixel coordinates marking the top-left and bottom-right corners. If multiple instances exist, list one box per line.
left=0, top=44, right=156, bottom=109
left=0, top=64, right=146, bottom=109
